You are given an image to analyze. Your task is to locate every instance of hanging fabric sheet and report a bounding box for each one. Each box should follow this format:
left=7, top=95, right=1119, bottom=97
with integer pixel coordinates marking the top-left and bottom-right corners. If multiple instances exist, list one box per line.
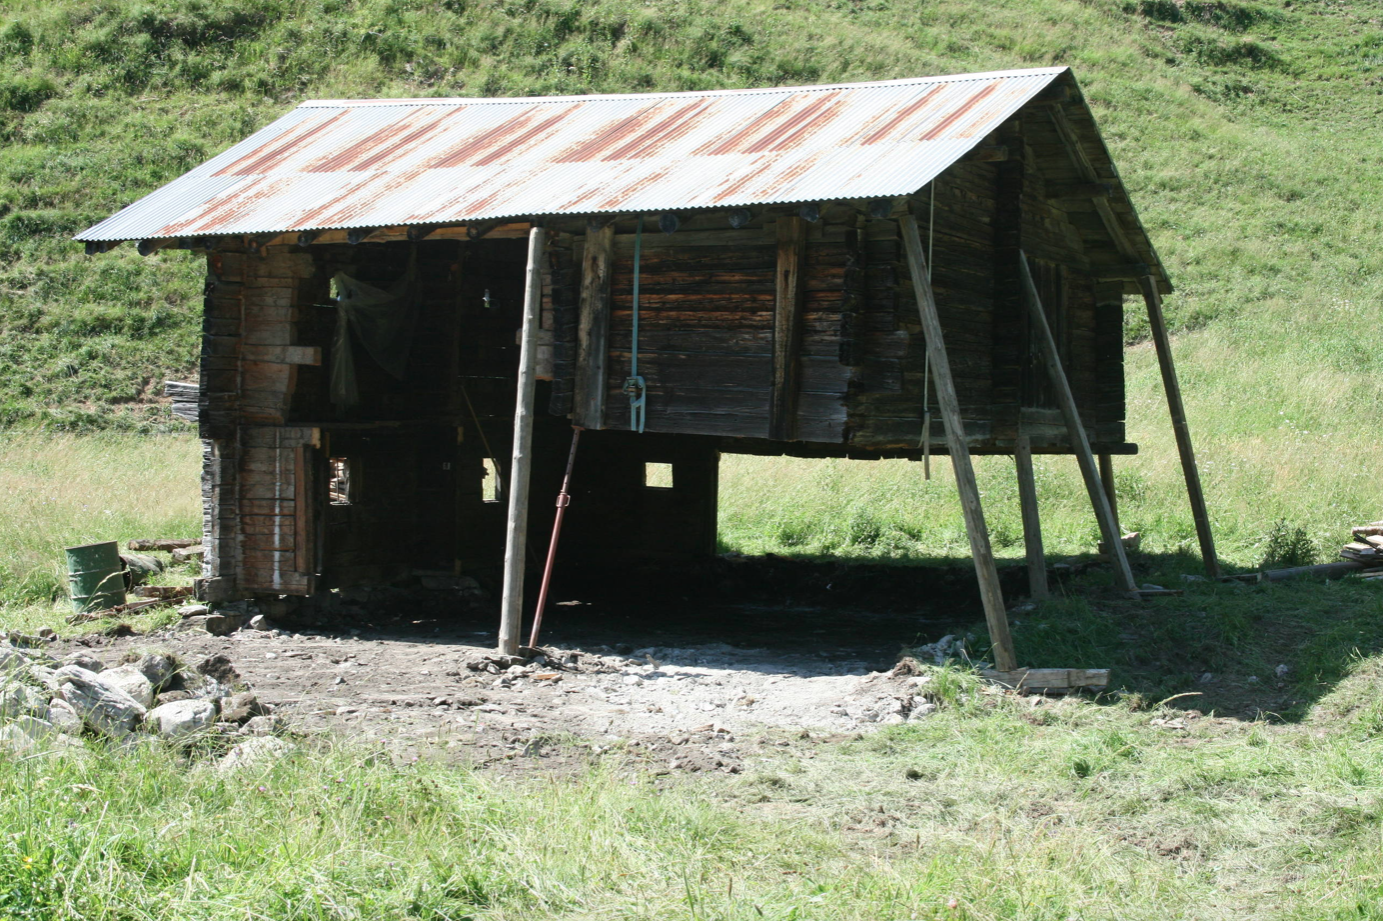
left=328, top=247, right=420, bottom=408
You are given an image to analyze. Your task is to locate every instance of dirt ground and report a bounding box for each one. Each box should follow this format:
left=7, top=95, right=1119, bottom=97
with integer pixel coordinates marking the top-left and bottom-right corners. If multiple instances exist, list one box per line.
left=59, top=566, right=983, bottom=773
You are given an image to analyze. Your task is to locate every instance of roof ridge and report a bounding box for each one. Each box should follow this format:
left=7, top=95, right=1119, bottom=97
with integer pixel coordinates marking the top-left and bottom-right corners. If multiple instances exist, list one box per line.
left=298, top=66, right=1070, bottom=109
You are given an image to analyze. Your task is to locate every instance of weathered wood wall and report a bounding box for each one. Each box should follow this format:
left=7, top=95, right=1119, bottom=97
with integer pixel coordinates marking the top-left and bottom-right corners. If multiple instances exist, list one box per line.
left=198, top=245, right=321, bottom=599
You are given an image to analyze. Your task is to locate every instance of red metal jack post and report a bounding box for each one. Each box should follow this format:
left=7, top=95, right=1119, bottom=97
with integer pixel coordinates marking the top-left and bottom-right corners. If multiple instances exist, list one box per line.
left=528, top=426, right=582, bottom=650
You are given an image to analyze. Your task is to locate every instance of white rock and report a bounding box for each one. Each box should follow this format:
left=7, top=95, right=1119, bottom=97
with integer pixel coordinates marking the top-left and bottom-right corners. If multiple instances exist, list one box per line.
left=0, top=679, right=48, bottom=718
left=910, top=702, right=938, bottom=721
left=9, top=715, right=56, bottom=742
left=0, top=724, right=85, bottom=758
left=60, top=653, right=104, bottom=673
left=219, top=736, right=295, bottom=772
left=0, top=647, right=29, bottom=675
left=238, top=714, right=284, bottom=736
left=1275, top=664, right=1290, bottom=678
left=57, top=667, right=146, bottom=738
left=177, top=604, right=210, bottom=618
left=135, top=654, right=177, bottom=691
left=146, top=699, right=218, bottom=740
left=623, top=675, right=644, bottom=687
left=46, top=699, right=83, bottom=734
left=100, top=665, right=155, bottom=709
left=0, top=724, right=37, bottom=753
left=29, top=664, right=60, bottom=693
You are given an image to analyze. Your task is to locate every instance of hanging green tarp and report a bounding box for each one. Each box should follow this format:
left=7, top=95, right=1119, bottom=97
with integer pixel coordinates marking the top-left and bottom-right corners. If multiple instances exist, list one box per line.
left=328, top=248, right=419, bottom=408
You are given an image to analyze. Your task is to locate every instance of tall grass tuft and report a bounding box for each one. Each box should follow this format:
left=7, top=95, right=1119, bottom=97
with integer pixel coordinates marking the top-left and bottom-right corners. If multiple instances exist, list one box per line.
left=0, top=434, right=200, bottom=608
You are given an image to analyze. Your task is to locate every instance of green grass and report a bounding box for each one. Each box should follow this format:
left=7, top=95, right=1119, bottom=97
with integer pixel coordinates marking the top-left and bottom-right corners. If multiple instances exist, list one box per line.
left=7, top=651, right=1383, bottom=919
left=0, top=433, right=200, bottom=633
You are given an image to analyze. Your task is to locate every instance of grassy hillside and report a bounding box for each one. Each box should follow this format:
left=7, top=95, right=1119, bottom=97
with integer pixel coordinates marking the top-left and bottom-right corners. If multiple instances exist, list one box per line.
left=0, top=0, right=1381, bottom=562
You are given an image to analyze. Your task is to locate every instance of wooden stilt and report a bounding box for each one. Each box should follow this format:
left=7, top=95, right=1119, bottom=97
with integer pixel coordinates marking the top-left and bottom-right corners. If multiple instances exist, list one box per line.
left=1137, top=276, right=1220, bottom=579
left=902, top=216, right=1017, bottom=673
left=1014, top=436, right=1049, bottom=600
left=573, top=218, right=615, bottom=430
left=498, top=226, right=547, bottom=655
left=1019, top=251, right=1139, bottom=596
left=1097, top=453, right=1119, bottom=527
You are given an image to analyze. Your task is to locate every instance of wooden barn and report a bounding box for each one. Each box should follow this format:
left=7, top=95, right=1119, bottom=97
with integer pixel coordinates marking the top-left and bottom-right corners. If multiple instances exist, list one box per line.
left=77, top=66, right=1216, bottom=670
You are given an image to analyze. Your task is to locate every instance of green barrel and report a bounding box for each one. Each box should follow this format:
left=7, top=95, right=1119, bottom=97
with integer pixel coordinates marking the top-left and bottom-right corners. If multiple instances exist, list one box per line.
left=65, top=541, right=125, bottom=614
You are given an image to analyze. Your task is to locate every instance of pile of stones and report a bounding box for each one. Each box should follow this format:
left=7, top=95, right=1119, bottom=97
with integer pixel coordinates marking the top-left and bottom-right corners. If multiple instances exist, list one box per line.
left=0, top=639, right=292, bottom=769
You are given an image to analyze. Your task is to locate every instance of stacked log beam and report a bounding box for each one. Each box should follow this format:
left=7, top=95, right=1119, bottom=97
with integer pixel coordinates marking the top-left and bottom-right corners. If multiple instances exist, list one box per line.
left=1342, top=521, right=1383, bottom=568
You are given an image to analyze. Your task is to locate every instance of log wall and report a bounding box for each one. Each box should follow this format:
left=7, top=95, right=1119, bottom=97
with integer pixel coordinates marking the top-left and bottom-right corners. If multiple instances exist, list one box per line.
left=198, top=245, right=320, bottom=599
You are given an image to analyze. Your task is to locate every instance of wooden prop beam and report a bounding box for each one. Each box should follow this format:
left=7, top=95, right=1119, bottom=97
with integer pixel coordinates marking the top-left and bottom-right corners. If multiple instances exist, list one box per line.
left=1014, top=436, right=1049, bottom=600
left=770, top=216, right=808, bottom=441
left=1137, top=275, right=1220, bottom=578
left=1048, top=105, right=1159, bottom=292
left=499, top=226, right=547, bottom=655
left=1019, top=251, right=1138, bottom=596
left=901, top=215, right=1017, bottom=673
left=981, top=667, right=1109, bottom=694
left=1098, top=453, right=1119, bottom=526
left=574, top=219, right=615, bottom=429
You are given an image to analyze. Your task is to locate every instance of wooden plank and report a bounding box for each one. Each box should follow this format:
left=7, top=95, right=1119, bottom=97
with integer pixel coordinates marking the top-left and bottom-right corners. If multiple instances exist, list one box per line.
left=1020, top=251, right=1138, bottom=595
left=1138, top=275, right=1220, bottom=578
left=1014, top=436, right=1049, bottom=600
left=1098, top=453, right=1119, bottom=527
left=901, top=215, right=1016, bottom=673
left=294, top=445, right=312, bottom=575
left=1092, top=197, right=1140, bottom=264
left=499, top=227, right=546, bottom=656
left=771, top=216, right=808, bottom=441
left=981, top=667, right=1109, bottom=693
left=574, top=220, right=615, bottom=429
left=241, top=344, right=321, bottom=365
left=1047, top=106, right=1147, bottom=279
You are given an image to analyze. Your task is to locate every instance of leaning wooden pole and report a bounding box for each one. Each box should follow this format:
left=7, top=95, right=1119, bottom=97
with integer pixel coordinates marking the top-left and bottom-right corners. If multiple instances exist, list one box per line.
left=1014, top=436, right=1049, bottom=600
left=901, top=216, right=1017, bottom=673
left=1137, top=275, right=1220, bottom=579
left=1019, top=252, right=1139, bottom=596
left=1097, top=453, right=1119, bottom=528
left=498, top=225, right=547, bottom=655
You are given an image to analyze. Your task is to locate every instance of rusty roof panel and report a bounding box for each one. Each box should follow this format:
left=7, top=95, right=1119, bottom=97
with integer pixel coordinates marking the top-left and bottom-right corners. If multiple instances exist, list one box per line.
left=78, top=67, right=1070, bottom=242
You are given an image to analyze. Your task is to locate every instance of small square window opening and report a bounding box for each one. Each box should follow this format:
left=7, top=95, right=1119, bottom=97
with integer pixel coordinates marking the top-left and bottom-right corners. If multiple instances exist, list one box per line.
left=644, top=462, right=674, bottom=489
left=328, top=457, right=352, bottom=506
left=482, top=457, right=503, bottom=503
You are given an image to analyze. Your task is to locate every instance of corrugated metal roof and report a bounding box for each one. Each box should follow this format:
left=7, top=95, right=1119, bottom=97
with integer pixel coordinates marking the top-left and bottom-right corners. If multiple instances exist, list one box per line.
left=78, top=67, right=1069, bottom=242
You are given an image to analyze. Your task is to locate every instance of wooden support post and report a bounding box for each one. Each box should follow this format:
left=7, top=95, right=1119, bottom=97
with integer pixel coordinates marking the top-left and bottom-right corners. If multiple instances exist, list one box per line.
left=1098, top=453, right=1119, bottom=527
left=1137, top=275, right=1220, bottom=578
left=1014, top=436, right=1049, bottom=600
left=901, top=215, right=1017, bottom=673
left=574, top=219, right=615, bottom=429
left=1019, top=252, right=1138, bottom=596
left=498, top=226, right=547, bottom=655
left=771, top=216, right=807, bottom=441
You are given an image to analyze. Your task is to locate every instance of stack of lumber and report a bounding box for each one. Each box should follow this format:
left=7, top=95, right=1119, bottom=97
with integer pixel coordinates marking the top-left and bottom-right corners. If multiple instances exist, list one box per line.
left=1341, top=521, right=1383, bottom=568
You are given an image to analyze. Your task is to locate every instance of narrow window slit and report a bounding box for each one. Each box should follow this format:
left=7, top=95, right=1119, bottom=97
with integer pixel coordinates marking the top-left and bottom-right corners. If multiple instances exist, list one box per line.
left=328, top=457, right=352, bottom=506
left=482, top=457, right=502, bottom=503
